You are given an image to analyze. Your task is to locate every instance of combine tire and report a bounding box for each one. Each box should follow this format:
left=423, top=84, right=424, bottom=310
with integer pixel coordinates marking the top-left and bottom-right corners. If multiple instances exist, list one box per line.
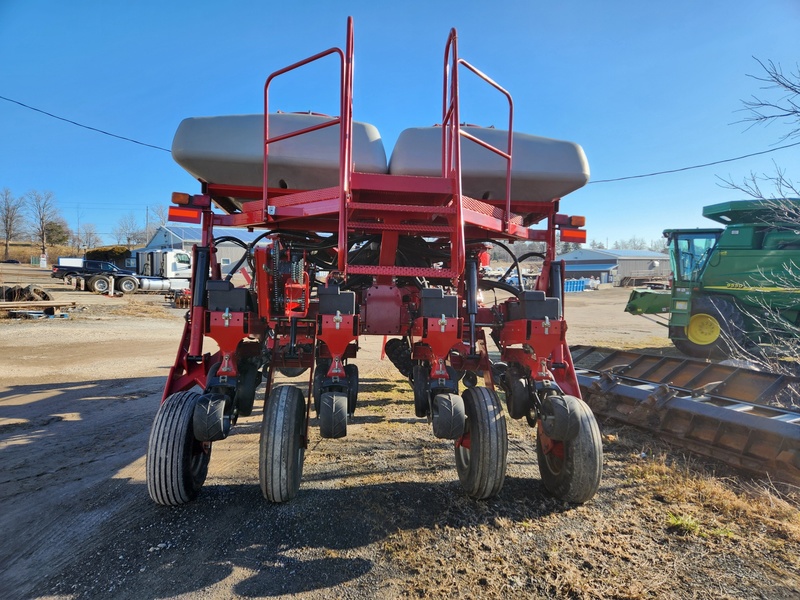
left=319, top=391, right=348, bottom=439
left=147, top=391, right=211, bottom=506
left=259, top=385, right=306, bottom=502
left=677, top=296, right=747, bottom=359
left=117, top=276, right=138, bottom=294
left=454, top=387, right=508, bottom=500
left=536, top=395, right=602, bottom=504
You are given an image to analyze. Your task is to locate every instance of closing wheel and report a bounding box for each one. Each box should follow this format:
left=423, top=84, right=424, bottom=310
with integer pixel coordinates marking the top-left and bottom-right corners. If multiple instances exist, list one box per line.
left=539, top=392, right=581, bottom=441
left=192, top=392, right=230, bottom=442
left=117, top=276, right=139, bottom=294
left=259, top=385, right=306, bottom=503
left=412, top=364, right=429, bottom=418
left=319, top=391, right=348, bottom=439
left=505, top=366, right=530, bottom=420
left=313, top=359, right=330, bottom=414
left=234, top=365, right=260, bottom=417
left=88, top=275, right=109, bottom=294
left=147, top=391, right=211, bottom=506
left=344, top=363, right=359, bottom=416
left=454, top=387, right=508, bottom=500
left=536, top=394, right=602, bottom=504
left=432, top=393, right=466, bottom=440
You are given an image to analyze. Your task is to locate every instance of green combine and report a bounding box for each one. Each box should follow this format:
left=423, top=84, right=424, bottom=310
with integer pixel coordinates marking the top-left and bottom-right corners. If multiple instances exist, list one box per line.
left=625, top=199, right=800, bottom=358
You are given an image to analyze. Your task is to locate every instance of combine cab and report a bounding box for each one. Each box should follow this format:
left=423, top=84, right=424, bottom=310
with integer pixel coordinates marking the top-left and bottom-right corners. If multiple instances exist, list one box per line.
left=626, top=199, right=800, bottom=358
left=146, top=18, right=602, bottom=507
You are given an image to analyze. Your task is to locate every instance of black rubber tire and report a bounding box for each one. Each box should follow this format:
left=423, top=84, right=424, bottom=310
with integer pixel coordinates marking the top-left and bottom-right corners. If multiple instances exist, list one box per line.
left=505, top=365, right=529, bottom=420
left=319, top=391, right=348, bottom=439
left=676, top=296, right=747, bottom=359
left=259, top=385, right=306, bottom=503
left=234, top=366, right=260, bottom=417
left=117, top=276, right=139, bottom=294
left=536, top=395, right=602, bottom=504
left=539, top=392, right=581, bottom=441
left=147, top=391, right=211, bottom=506
left=432, top=393, right=466, bottom=440
left=344, top=363, right=359, bottom=416
left=670, top=333, right=698, bottom=358
left=278, top=367, right=308, bottom=378
left=31, top=286, right=53, bottom=301
left=412, top=364, right=429, bottom=418
left=454, top=387, right=508, bottom=500
left=313, top=359, right=330, bottom=414
left=23, top=284, right=46, bottom=301
left=384, top=338, right=413, bottom=377
left=192, top=393, right=229, bottom=442
left=88, top=275, right=109, bottom=294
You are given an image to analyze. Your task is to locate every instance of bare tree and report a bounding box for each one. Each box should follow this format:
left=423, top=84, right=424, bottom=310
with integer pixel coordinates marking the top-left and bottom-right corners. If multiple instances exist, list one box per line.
left=721, top=161, right=799, bottom=201
left=612, top=236, right=648, bottom=250
left=26, top=190, right=59, bottom=254
left=113, top=212, right=146, bottom=248
left=712, top=58, right=800, bottom=376
left=144, top=205, right=170, bottom=242
left=588, top=239, right=606, bottom=250
left=0, top=188, right=26, bottom=260
left=78, top=223, right=102, bottom=250
left=648, top=238, right=668, bottom=254
left=739, top=58, right=800, bottom=141
left=722, top=58, right=800, bottom=195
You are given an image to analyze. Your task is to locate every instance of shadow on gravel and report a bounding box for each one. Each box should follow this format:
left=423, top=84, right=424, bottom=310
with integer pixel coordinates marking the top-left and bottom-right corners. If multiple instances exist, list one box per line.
left=37, top=473, right=576, bottom=599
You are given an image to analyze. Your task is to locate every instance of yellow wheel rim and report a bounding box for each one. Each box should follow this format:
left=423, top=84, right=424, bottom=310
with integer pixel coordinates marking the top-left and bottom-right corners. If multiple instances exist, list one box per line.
left=686, top=313, right=721, bottom=346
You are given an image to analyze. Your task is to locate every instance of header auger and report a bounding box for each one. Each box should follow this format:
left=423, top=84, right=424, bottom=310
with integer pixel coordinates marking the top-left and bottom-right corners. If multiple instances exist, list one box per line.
left=146, top=17, right=600, bottom=507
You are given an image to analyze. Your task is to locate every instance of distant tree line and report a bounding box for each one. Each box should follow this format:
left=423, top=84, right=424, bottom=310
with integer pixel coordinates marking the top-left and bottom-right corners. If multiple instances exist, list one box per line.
left=589, top=237, right=668, bottom=253
left=0, top=188, right=169, bottom=260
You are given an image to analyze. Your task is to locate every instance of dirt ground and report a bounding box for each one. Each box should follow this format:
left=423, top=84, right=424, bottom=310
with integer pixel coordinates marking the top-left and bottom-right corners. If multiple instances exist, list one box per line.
left=1, top=264, right=798, bottom=600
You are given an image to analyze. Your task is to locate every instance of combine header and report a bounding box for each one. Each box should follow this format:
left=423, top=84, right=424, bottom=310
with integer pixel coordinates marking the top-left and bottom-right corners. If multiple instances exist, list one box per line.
left=572, top=346, right=800, bottom=485
left=146, top=18, right=601, bottom=506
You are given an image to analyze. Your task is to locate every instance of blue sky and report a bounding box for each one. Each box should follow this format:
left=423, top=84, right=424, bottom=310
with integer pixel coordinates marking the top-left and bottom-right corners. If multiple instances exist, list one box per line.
left=2, top=0, right=799, bottom=247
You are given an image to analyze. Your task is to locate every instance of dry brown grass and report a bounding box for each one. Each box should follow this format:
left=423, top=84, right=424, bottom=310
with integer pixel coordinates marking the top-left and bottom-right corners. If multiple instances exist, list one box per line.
left=102, top=297, right=175, bottom=319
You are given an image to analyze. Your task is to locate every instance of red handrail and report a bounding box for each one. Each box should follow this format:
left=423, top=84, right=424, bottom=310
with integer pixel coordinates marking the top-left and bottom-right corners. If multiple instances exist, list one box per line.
left=338, top=17, right=354, bottom=271
left=262, top=18, right=355, bottom=274
left=442, top=29, right=466, bottom=277
left=442, top=28, right=515, bottom=271
left=457, top=60, right=514, bottom=232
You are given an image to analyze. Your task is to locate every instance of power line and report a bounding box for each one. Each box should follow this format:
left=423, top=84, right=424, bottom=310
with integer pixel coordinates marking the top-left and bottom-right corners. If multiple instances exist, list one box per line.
left=590, top=140, right=800, bottom=183
left=3, top=92, right=799, bottom=181
left=0, top=94, right=172, bottom=153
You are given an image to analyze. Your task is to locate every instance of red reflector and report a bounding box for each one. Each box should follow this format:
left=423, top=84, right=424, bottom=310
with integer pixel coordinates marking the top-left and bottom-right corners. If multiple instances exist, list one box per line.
left=168, top=206, right=202, bottom=224
left=560, top=228, right=587, bottom=243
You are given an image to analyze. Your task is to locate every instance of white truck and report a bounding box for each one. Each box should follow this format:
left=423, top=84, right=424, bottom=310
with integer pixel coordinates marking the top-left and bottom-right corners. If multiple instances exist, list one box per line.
left=134, top=248, right=192, bottom=292
left=52, top=250, right=192, bottom=294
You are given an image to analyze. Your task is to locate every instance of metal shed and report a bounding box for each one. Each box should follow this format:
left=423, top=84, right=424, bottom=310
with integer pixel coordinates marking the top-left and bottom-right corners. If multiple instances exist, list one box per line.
left=557, top=248, right=670, bottom=286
